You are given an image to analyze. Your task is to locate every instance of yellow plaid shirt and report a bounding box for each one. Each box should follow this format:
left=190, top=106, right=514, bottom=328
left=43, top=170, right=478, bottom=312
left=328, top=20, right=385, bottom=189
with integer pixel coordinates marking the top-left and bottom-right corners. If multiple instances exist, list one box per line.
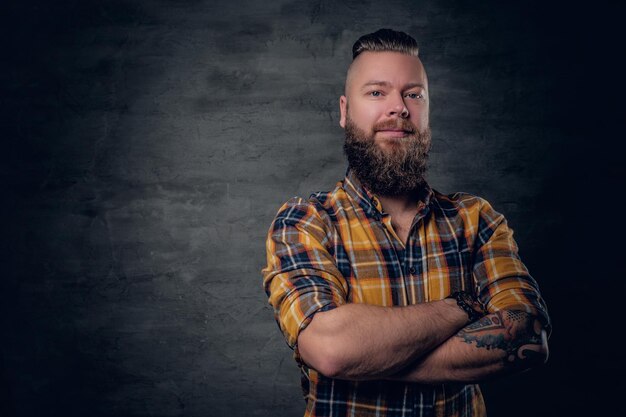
left=262, top=170, right=550, bottom=417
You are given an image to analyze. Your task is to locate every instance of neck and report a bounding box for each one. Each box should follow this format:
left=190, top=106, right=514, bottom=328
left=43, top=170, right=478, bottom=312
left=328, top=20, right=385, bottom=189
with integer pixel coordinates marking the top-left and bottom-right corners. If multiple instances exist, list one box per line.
left=377, top=192, right=421, bottom=216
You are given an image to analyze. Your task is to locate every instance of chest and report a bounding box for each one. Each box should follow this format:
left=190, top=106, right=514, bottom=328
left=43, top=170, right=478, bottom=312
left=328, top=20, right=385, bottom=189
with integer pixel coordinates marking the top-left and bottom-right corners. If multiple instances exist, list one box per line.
left=332, top=213, right=475, bottom=306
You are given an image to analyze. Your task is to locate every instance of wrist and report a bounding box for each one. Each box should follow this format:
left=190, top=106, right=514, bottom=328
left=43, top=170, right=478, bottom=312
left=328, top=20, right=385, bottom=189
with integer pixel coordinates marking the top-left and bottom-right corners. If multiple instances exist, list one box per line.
left=446, top=291, right=486, bottom=323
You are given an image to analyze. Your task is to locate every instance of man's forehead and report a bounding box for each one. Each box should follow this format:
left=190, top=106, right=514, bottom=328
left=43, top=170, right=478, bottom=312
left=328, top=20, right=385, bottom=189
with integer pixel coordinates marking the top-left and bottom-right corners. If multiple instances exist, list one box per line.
left=360, top=80, right=426, bottom=89
left=346, top=51, right=426, bottom=90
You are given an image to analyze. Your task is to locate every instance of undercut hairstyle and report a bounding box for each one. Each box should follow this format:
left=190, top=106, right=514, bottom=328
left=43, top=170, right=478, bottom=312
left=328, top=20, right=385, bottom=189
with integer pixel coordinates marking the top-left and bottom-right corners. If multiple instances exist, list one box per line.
left=352, top=28, right=419, bottom=60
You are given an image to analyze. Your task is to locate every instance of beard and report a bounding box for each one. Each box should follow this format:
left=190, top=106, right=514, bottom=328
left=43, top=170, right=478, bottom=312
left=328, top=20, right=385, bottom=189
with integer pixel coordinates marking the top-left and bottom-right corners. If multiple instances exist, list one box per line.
left=343, top=115, right=432, bottom=196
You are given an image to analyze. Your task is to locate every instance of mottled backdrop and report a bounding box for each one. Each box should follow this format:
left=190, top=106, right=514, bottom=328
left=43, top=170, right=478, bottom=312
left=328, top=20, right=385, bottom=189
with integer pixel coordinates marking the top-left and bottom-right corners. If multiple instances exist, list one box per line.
left=1, top=0, right=623, bottom=416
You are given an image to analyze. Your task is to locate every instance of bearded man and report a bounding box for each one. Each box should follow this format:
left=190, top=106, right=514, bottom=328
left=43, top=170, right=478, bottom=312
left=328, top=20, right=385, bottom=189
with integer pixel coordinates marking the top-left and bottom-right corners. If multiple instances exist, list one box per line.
left=262, top=28, right=551, bottom=417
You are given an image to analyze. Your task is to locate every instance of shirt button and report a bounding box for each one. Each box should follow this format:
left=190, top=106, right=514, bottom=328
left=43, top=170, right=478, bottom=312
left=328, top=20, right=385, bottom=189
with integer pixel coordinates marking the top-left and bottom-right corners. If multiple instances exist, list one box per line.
left=409, top=266, right=417, bottom=275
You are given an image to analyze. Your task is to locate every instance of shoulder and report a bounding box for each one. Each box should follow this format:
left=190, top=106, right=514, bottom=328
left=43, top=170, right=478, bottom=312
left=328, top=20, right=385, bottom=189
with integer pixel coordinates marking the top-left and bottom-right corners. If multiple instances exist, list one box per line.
left=431, top=190, right=500, bottom=217
left=274, top=181, right=352, bottom=231
left=274, top=196, right=316, bottom=219
left=430, top=190, right=508, bottom=243
left=270, top=191, right=334, bottom=233
left=275, top=180, right=348, bottom=223
left=270, top=196, right=323, bottom=232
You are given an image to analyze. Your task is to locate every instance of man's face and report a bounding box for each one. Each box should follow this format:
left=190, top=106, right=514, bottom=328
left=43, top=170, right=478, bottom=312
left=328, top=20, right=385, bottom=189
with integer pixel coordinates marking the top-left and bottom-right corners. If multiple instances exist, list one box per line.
left=340, top=51, right=430, bottom=145
left=340, top=51, right=431, bottom=196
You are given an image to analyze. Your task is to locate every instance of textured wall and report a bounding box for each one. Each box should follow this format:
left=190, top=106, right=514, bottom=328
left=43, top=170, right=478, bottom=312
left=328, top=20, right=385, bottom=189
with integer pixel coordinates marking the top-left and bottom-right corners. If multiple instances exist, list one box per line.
left=1, top=0, right=623, bottom=416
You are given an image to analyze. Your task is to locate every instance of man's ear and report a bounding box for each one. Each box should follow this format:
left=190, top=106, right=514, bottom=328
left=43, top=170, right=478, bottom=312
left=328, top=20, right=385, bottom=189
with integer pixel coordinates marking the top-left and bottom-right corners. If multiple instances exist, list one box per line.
left=339, top=96, right=347, bottom=128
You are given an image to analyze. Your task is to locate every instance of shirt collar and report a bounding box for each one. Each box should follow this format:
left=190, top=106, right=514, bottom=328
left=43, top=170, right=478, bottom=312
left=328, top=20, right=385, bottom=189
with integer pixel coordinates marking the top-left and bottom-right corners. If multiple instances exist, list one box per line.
left=342, top=169, right=434, bottom=220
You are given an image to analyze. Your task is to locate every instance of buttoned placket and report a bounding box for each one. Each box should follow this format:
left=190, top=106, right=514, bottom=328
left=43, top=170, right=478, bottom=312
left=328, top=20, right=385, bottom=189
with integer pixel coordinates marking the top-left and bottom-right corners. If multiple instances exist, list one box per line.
left=407, top=206, right=431, bottom=304
left=372, top=200, right=432, bottom=306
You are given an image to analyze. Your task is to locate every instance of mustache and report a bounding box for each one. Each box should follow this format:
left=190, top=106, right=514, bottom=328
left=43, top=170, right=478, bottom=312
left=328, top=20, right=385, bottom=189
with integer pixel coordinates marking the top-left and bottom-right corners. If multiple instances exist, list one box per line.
left=373, top=119, right=416, bottom=133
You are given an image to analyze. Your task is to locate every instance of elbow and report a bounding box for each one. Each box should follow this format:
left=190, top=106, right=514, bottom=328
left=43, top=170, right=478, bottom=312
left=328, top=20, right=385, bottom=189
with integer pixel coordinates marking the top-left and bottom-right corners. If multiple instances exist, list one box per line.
left=298, top=312, right=351, bottom=379
left=299, top=334, right=348, bottom=378
left=534, top=329, right=550, bottom=365
left=508, top=313, right=550, bottom=371
left=517, top=329, right=550, bottom=370
left=537, top=330, right=550, bottom=364
left=309, top=346, right=347, bottom=379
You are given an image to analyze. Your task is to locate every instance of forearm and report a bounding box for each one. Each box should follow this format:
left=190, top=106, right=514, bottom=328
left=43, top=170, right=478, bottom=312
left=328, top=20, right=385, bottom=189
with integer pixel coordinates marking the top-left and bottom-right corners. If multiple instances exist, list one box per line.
left=298, top=299, right=468, bottom=380
left=390, top=310, right=549, bottom=384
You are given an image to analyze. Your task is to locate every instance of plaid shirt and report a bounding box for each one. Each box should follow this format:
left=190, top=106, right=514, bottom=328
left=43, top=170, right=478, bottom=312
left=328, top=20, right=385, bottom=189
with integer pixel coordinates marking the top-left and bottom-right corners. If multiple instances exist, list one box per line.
left=262, top=170, right=551, bottom=417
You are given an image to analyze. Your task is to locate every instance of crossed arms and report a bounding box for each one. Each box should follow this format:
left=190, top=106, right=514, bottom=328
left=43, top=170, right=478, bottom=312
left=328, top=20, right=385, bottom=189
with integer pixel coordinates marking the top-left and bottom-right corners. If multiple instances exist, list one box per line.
left=263, top=196, right=550, bottom=384
left=298, top=299, right=549, bottom=383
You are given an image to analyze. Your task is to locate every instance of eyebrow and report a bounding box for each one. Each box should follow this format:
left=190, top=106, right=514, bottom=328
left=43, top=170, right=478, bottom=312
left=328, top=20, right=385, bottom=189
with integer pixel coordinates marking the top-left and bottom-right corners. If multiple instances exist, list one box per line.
left=360, top=81, right=426, bottom=90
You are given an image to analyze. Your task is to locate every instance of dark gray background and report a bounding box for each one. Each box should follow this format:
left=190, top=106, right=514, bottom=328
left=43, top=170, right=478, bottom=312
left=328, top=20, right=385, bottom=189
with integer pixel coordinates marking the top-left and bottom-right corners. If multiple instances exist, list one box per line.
left=1, top=0, right=624, bottom=416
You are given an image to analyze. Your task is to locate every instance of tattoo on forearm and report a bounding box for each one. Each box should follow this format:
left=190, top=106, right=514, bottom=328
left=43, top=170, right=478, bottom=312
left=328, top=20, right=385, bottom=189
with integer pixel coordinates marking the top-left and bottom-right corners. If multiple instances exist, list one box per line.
left=456, top=310, right=544, bottom=368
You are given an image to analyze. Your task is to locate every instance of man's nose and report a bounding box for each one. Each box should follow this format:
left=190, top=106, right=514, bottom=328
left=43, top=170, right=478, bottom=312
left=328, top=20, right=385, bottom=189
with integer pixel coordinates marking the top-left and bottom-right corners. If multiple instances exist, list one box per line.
left=387, top=94, right=409, bottom=118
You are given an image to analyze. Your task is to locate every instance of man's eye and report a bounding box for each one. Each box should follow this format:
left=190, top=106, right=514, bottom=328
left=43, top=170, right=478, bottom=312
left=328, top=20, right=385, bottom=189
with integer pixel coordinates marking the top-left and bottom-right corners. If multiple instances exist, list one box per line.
left=370, top=91, right=382, bottom=97
left=406, top=92, right=423, bottom=99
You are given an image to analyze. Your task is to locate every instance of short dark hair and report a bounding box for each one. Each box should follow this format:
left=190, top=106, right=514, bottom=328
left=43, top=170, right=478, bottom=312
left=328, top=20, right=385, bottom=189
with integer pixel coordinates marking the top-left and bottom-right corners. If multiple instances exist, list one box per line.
left=352, top=28, right=419, bottom=60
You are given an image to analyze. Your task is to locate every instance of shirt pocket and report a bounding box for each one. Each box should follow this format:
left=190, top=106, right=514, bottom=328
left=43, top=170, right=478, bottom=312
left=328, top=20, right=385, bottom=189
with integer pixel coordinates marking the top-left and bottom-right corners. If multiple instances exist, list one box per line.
left=425, top=249, right=474, bottom=300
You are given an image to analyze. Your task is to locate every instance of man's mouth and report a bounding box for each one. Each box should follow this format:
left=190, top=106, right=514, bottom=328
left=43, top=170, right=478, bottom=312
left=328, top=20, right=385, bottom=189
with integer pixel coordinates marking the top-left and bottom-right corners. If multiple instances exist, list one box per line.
left=376, top=129, right=413, bottom=138
left=374, top=120, right=416, bottom=137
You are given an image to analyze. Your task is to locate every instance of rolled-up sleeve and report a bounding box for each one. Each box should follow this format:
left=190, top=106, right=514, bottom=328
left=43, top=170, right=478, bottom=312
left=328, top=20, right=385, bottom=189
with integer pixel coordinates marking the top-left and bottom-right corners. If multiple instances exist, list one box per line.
left=262, top=198, right=348, bottom=353
left=472, top=199, right=552, bottom=336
